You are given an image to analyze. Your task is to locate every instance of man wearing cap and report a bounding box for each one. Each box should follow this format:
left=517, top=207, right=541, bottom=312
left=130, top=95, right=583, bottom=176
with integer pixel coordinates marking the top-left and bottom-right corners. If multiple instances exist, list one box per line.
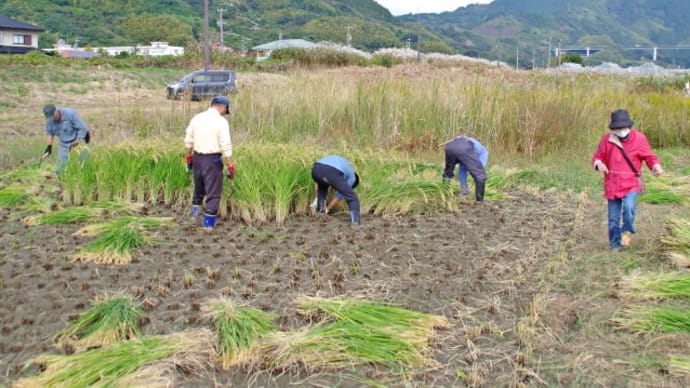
left=42, top=104, right=89, bottom=173
left=311, top=155, right=361, bottom=226
left=592, top=109, right=664, bottom=251
left=184, top=96, right=235, bottom=230
left=442, top=135, right=488, bottom=202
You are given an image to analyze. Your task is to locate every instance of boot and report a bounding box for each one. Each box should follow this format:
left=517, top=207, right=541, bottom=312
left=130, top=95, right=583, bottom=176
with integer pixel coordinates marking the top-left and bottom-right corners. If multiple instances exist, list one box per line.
left=316, top=198, right=327, bottom=214
left=203, top=213, right=217, bottom=230
left=191, top=205, right=201, bottom=218
left=475, top=181, right=485, bottom=202
left=350, top=211, right=361, bottom=226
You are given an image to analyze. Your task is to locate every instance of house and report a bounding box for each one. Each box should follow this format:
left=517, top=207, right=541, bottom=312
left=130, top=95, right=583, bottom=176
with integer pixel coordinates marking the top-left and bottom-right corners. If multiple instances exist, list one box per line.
left=0, top=15, right=44, bottom=54
left=134, top=41, right=184, bottom=56
left=251, top=39, right=316, bottom=61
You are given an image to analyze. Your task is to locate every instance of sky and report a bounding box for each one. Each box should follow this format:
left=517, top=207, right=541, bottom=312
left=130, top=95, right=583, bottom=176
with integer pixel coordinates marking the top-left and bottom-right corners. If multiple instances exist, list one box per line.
left=373, top=1, right=494, bottom=16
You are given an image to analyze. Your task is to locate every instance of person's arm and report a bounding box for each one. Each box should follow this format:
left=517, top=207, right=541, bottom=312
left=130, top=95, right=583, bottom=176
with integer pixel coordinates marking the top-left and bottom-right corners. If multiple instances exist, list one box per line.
left=592, top=135, right=609, bottom=174
left=326, top=197, right=340, bottom=212
left=636, top=132, right=662, bottom=175
left=458, top=165, right=469, bottom=194
left=70, top=111, right=89, bottom=145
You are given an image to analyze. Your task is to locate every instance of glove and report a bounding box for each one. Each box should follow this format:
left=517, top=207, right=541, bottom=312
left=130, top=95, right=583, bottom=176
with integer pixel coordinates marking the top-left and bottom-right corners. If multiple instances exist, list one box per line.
left=43, top=144, right=52, bottom=158
left=186, top=155, right=193, bottom=172
left=226, top=164, right=235, bottom=180
left=594, top=160, right=609, bottom=174
left=652, top=164, right=663, bottom=176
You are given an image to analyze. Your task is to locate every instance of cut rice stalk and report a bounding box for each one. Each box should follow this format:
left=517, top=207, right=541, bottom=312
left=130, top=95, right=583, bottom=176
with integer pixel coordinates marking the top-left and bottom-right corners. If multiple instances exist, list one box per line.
left=203, top=298, right=278, bottom=369
left=15, top=330, right=214, bottom=388
left=54, top=292, right=146, bottom=351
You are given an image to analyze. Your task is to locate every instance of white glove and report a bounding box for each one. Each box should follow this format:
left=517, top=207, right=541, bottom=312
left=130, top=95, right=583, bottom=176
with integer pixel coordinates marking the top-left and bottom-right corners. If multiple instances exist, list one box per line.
left=310, top=197, right=318, bottom=208
left=652, top=164, right=663, bottom=176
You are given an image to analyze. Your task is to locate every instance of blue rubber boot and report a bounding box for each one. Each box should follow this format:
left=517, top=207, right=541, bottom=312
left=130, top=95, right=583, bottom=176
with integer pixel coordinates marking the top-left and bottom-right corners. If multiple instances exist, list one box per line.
left=191, top=205, right=201, bottom=218
left=350, top=211, right=361, bottom=226
left=203, top=214, right=217, bottom=230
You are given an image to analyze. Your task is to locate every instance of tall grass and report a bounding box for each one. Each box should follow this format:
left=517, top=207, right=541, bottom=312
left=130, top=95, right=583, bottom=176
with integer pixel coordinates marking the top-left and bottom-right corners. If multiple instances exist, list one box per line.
left=54, top=292, right=146, bottom=351
left=58, top=143, right=477, bottom=224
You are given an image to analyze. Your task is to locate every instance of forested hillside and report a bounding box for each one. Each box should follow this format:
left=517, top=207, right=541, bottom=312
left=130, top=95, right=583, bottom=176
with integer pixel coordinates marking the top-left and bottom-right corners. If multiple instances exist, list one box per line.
left=407, top=0, right=690, bottom=67
left=0, top=0, right=454, bottom=53
left=2, top=0, right=690, bottom=67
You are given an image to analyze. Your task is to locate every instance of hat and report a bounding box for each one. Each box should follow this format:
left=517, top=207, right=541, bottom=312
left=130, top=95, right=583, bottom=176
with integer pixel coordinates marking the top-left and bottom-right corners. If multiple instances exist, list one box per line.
left=353, top=173, right=360, bottom=189
left=609, top=109, right=634, bottom=129
left=211, top=95, right=230, bottom=115
left=43, top=104, right=56, bottom=119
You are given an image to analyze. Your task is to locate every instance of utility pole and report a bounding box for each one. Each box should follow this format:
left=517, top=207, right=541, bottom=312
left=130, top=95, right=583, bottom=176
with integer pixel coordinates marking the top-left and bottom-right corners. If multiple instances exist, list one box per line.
left=203, top=0, right=210, bottom=69
left=217, top=8, right=226, bottom=47
left=516, top=46, right=519, bottom=70
left=547, top=37, right=552, bottom=67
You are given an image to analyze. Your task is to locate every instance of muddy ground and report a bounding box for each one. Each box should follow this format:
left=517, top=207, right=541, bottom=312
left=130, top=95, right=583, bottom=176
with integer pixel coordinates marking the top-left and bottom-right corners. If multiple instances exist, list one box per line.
left=1, top=64, right=688, bottom=387
left=2, top=186, right=686, bottom=387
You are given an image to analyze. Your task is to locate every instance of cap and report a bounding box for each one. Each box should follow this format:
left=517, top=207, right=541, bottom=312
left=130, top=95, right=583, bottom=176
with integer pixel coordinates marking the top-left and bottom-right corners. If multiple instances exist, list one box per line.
left=211, top=95, right=230, bottom=115
left=43, top=104, right=56, bottom=119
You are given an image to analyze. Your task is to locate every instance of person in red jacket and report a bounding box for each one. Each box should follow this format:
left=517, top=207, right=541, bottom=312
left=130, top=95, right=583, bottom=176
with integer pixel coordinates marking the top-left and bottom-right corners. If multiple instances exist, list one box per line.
left=592, top=109, right=663, bottom=250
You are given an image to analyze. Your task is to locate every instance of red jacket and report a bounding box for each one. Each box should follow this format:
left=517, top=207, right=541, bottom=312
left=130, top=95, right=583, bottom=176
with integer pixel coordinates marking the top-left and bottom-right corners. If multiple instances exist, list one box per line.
left=592, top=129, right=660, bottom=200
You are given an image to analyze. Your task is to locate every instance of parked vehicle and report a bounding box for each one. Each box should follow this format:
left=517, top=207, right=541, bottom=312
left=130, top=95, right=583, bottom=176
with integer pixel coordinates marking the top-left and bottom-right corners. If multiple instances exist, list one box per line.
left=166, top=70, right=237, bottom=100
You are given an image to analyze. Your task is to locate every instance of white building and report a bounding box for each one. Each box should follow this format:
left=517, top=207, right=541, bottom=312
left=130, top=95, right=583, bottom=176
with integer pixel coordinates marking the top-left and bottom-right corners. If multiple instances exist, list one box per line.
left=0, top=14, right=44, bottom=54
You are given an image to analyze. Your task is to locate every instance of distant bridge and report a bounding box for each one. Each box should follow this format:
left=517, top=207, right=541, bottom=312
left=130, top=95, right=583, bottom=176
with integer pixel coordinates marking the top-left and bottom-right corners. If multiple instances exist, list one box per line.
left=554, top=46, right=602, bottom=57
left=625, top=45, right=690, bottom=61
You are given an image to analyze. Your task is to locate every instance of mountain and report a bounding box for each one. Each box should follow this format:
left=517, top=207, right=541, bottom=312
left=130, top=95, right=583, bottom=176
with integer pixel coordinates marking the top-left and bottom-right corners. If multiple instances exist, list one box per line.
left=404, top=0, right=690, bottom=68
left=0, top=0, right=454, bottom=53
left=2, top=0, right=689, bottom=68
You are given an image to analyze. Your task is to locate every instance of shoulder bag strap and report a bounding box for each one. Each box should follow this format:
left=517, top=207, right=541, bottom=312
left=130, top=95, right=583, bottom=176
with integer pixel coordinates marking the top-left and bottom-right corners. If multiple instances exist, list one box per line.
left=615, top=144, right=640, bottom=177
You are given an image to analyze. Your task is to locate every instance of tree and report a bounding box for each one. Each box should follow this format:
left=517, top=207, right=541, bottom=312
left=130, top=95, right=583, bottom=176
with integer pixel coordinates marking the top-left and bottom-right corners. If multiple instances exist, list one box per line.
left=562, top=52, right=584, bottom=66
left=117, top=14, right=194, bottom=46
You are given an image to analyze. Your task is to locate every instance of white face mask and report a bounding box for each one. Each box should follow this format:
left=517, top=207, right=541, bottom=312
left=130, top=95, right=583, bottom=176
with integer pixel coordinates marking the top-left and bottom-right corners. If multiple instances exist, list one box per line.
left=612, top=128, right=630, bottom=138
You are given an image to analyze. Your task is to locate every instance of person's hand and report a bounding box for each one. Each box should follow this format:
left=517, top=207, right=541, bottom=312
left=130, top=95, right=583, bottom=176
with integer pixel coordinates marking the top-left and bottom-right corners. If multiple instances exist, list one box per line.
left=226, top=164, right=235, bottom=180
left=652, top=164, right=663, bottom=176
left=310, top=197, right=318, bottom=208
left=594, top=160, right=609, bottom=174
left=186, top=156, right=193, bottom=172
left=43, top=144, right=52, bottom=158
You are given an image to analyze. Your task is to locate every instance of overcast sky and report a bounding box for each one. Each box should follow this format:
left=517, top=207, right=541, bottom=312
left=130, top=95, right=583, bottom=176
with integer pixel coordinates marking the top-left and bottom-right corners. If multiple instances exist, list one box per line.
left=373, top=0, right=494, bottom=16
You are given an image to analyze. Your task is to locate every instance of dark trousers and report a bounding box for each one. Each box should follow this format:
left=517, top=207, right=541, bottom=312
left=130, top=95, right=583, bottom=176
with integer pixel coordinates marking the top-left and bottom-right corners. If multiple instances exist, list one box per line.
left=444, top=138, right=486, bottom=184
left=311, top=163, right=360, bottom=215
left=192, top=153, right=223, bottom=215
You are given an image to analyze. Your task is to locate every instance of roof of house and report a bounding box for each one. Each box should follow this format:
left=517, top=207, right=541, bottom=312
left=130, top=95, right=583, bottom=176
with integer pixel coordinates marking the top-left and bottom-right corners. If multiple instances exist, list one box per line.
left=252, top=39, right=316, bottom=51
left=0, top=15, right=44, bottom=31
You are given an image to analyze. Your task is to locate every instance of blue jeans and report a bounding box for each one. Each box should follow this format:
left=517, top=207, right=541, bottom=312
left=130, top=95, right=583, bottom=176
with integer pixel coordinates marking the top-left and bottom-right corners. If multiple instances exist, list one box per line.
left=607, top=191, right=638, bottom=250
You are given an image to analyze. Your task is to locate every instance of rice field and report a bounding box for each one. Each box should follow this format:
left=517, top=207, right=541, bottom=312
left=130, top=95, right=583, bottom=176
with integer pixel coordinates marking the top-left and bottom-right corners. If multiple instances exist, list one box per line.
left=0, top=61, right=688, bottom=387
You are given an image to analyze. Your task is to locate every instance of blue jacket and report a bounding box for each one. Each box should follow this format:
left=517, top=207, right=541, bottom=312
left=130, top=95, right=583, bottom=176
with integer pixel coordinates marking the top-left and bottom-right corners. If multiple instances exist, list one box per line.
left=316, top=155, right=357, bottom=199
left=45, top=107, right=88, bottom=145
left=457, top=136, right=488, bottom=189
